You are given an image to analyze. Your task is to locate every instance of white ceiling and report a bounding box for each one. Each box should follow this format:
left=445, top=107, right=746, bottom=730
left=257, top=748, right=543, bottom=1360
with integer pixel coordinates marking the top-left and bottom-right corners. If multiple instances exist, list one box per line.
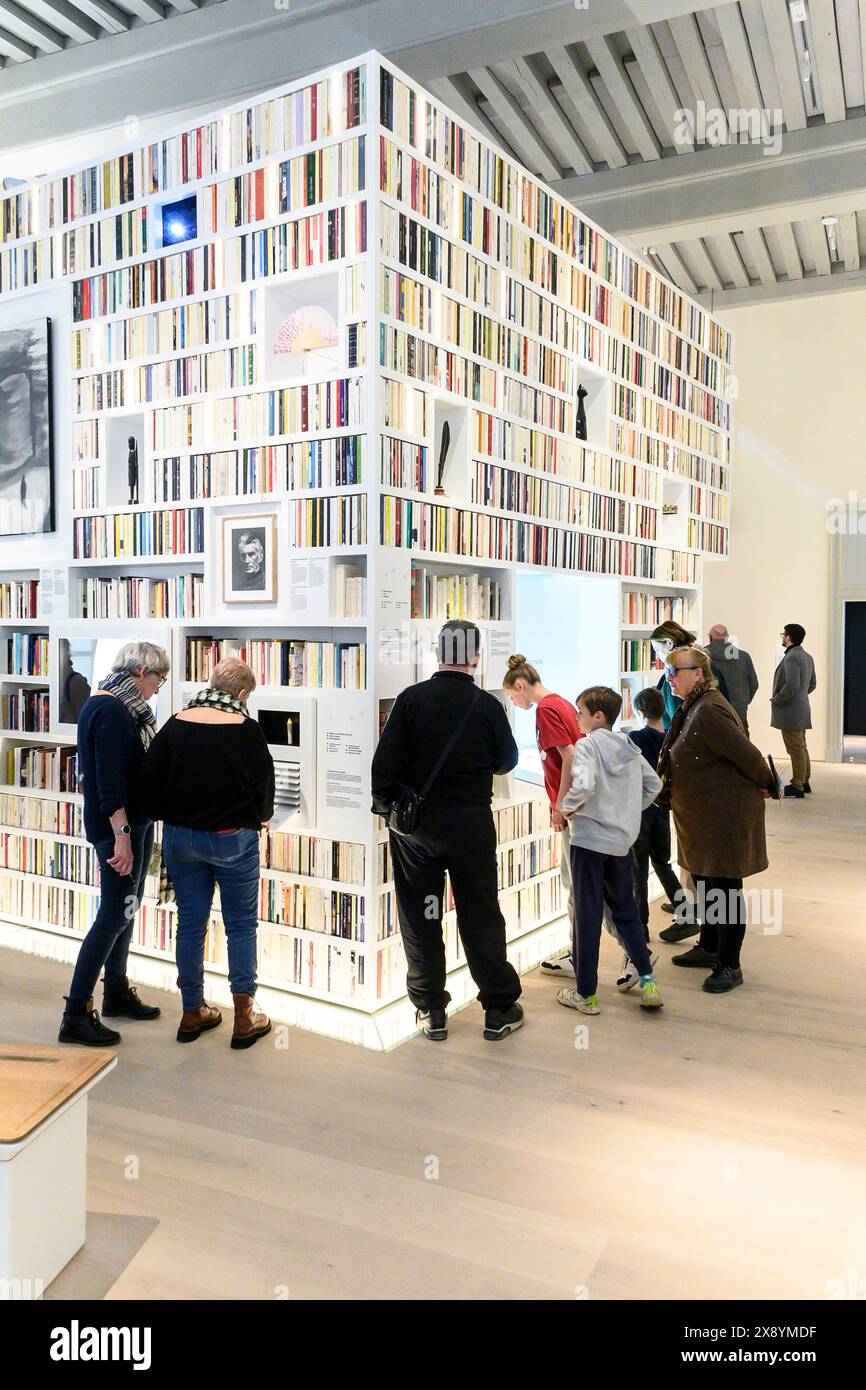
left=3, top=0, right=866, bottom=307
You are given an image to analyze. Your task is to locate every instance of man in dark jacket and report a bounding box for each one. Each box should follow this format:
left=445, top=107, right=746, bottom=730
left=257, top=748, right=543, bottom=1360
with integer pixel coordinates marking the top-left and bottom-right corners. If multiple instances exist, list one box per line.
left=771, top=623, right=817, bottom=797
left=705, top=624, right=759, bottom=736
left=371, top=619, right=523, bottom=1042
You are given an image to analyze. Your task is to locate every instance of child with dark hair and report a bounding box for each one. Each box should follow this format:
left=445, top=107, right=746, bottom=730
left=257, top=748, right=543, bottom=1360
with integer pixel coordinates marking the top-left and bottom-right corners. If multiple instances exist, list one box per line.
left=558, top=686, right=664, bottom=1015
left=611, top=685, right=687, bottom=992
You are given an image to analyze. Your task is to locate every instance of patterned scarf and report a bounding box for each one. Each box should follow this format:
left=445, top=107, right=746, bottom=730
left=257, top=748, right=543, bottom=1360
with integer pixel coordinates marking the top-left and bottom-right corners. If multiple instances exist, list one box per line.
left=656, top=683, right=713, bottom=809
left=186, top=687, right=250, bottom=719
left=97, top=670, right=157, bottom=750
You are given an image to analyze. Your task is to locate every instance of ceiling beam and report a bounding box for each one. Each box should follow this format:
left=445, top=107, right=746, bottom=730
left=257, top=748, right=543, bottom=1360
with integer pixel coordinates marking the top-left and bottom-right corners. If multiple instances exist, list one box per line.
left=654, top=241, right=698, bottom=294
left=708, top=231, right=750, bottom=288
left=547, top=43, right=628, bottom=170
left=0, top=23, right=35, bottom=58
left=776, top=222, right=803, bottom=279
left=164, top=0, right=201, bottom=10
left=118, top=0, right=167, bottom=22
left=557, top=116, right=866, bottom=243
left=759, top=0, right=806, bottom=131
left=807, top=0, right=847, bottom=122
left=426, top=74, right=518, bottom=159
left=808, top=219, right=833, bottom=276
left=73, top=0, right=131, bottom=33
left=0, top=0, right=64, bottom=50
left=468, top=65, right=561, bottom=182
left=667, top=11, right=722, bottom=109
left=29, top=0, right=99, bottom=42
left=838, top=211, right=859, bottom=270
left=584, top=34, right=661, bottom=162
left=511, top=54, right=592, bottom=175
left=696, top=263, right=866, bottom=308
left=687, top=236, right=724, bottom=290
left=713, top=2, right=762, bottom=112
left=626, top=22, right=693, bottom=153
left=740, top=226, right=777, bottom=285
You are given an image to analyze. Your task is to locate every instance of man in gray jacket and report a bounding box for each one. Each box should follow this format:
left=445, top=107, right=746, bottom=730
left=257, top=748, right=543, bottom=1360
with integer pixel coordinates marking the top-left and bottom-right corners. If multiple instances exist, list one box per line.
left=705, top=625, right=759, bottom=736
left=770, top=623, right=817, bottom=798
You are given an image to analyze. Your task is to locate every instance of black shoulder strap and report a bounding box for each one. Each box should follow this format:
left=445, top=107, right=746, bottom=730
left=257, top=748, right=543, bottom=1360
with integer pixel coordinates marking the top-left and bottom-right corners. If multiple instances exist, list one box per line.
left=419, top=687, right=481, bottom=799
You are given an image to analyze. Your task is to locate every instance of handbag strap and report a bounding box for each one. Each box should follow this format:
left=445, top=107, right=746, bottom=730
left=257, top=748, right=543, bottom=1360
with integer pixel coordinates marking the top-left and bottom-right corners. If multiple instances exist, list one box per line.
left=419, top=687, right=481, bottom=800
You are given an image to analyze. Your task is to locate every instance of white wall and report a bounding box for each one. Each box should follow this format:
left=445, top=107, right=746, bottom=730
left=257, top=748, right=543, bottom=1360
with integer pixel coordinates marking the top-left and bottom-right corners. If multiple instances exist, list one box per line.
left=702, top=288, right=866, bottom=761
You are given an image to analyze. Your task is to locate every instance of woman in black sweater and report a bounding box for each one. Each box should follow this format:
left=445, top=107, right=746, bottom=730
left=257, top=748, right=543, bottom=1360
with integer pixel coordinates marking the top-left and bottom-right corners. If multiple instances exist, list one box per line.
left=141, top=658, right=275, bottom=1049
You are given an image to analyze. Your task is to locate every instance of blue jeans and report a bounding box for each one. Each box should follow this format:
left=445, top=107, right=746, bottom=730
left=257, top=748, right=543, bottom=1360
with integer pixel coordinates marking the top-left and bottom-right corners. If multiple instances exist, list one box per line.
left=68, top=821, right=155, bottom=1005
left=163, top=825, right=260, bottom=1010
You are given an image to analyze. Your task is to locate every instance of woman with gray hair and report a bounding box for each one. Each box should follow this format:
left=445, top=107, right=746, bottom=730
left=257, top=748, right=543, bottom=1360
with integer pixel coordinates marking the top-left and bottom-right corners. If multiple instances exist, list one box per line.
left=59, top=639, right=170, bottom=1046
left=141, top=658, right=275, bottom=1050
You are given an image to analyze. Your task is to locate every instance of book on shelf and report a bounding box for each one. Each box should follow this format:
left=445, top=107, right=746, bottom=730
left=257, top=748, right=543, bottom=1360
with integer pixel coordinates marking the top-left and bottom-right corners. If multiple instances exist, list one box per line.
left=290, top=493, right=367, bottom=548
left=410, top=565, right=502, bottom=621
left=0, top=791, right=83, bottom=837
left=80, top=573, right=204, bottom=621
left=0, top=832, right=97, bottom=886
left=0, top=690, right=50, bottom=733
left=6, top=745, right=78, bottom=793
left=187, top=636, right=367, bottom=689
left=260, top=828, right=364, bottom=885
left=152, top=377, right=363, bottom=449
left=3, top=632, right=49, bottom=677
left=73, top=508, right=205, bottom=560
left=0, top=580, right=39, bottom=621
left=259, top=879, right=365, bottom=940
left=333, top=561, right=366, bottom=618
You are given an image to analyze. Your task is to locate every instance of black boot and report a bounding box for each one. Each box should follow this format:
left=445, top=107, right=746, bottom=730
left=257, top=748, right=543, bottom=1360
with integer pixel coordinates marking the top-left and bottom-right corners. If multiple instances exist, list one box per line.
left=102, top=979, right=161, bottom=1020
left=59, top=996, right=121, bottom=1047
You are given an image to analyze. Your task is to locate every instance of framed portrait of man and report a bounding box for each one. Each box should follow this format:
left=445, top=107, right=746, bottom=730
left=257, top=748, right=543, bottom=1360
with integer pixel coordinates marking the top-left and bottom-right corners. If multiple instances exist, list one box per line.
left=222, top=514, right=277, bottom=603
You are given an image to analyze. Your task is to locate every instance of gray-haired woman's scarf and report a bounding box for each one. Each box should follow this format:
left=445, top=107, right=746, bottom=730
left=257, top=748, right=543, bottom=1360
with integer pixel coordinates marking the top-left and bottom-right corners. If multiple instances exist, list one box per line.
left=186, top=687, right=250, bottom=719
left=98, top=670, right=157, bottom=749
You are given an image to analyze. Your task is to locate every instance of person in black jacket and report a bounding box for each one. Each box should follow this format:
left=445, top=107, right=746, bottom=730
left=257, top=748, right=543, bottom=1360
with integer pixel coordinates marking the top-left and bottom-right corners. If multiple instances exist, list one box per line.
left=59, top=640, right=169, bottom=1047
left=141, top=658, right=275, bottom=1050
left=371, top=619, right=523, bottom=1042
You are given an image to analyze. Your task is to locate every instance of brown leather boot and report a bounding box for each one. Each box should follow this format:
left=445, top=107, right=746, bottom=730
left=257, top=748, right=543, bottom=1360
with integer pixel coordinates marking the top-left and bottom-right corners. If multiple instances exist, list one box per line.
left=231, top=993, right=271, bottom=1050
left=176, top=1003, right=222, bottom=1043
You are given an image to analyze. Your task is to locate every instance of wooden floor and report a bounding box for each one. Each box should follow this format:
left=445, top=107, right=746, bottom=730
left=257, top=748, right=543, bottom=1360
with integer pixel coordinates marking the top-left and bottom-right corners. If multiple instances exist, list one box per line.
left=3, top=764, right=865, bottom=1301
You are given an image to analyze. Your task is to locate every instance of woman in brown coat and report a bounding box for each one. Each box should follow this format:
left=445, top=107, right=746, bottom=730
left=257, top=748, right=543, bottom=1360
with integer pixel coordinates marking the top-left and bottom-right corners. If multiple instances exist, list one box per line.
left=657, top=646, right=772, bottom=994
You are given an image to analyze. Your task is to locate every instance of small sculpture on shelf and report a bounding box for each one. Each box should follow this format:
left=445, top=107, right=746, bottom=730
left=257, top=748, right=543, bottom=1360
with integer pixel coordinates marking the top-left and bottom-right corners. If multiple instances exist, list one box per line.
left=576, top=384, right=588, bottom=441
left=434, top=420, right=451, bottom=497
left=127, top=435, right=139, bottom=505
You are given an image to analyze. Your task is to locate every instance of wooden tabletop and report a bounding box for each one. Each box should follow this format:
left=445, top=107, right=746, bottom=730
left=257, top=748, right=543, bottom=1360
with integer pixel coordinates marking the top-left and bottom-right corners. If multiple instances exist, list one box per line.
left=0, top=1045, right=116, bottom=1145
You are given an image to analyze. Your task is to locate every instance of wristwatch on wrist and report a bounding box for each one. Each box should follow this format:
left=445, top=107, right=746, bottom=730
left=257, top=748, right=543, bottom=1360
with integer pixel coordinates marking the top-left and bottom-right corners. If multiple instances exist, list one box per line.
left=115, top=824, right=131, bottom=837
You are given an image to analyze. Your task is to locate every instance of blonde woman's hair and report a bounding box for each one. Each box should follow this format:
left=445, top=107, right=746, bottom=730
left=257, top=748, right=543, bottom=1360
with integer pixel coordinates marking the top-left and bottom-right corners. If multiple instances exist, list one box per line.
left=668, top=645, right=718, bottom=689
left=210, top=657, right=257, bottom=700
left=502, top=653, right=542, bottom=689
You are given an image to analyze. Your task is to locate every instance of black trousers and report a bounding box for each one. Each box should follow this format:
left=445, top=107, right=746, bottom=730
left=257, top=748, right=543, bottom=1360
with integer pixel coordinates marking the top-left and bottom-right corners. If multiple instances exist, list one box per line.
left=388, top=800, right=521, bottom=1013
left=694, top=875, right=747, bottom=969
left=631, top=805, right=685, bottom=933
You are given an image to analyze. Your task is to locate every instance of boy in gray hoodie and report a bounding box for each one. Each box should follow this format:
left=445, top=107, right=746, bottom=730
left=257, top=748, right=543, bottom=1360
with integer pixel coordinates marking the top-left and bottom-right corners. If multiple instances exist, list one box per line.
left=558, top=685, right=664, bottom=1014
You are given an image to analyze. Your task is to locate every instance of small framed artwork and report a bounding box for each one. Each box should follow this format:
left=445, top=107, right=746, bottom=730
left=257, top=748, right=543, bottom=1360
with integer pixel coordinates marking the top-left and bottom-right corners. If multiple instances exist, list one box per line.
left=0, top=317, right=55, bottom=537
left=222, top=514, right=278, bottom=603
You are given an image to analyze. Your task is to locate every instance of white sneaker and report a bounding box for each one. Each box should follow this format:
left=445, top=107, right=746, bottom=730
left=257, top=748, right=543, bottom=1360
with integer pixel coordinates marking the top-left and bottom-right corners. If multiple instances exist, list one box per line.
left=556, top=987, right=600, bottom=1014
left=540, top=947, right=575, bottom=978
left=616, top=951, right=658, bottom=993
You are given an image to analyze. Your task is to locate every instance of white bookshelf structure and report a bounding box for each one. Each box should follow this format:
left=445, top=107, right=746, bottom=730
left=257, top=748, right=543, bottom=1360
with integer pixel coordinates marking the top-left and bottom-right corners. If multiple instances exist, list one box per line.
left=0, top=52, right=731, bottom=1049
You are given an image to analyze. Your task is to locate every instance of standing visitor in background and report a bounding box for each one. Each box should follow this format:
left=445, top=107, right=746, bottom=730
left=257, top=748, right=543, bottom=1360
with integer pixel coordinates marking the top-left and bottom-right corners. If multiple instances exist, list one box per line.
left=141, top=658, right=275, bottom=1050
left=658, top=647, right=772, bottom=994
left=705, top=624, right=759, bottom=737
left=502, top=654, right=582, bottom=981
left=770, top=623, right=817, bottom=798
left=557, top=686, right=664, bottom=1015
left=58, top=640, right=169, bottom=1047
left=371, top=620, right=524, bottom=1043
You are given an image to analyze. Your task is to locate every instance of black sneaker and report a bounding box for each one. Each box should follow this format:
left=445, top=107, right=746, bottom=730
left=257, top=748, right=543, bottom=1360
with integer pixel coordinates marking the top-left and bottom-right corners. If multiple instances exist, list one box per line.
left=804, top=782, right=812, bottom=794
left=102, top=980, right=161, bottom=1020
left=483, top=1003, right=524, bottom=1041
left=659, top=921, right=700, bottom=944
left=416, top=1007, right=448, bottom=1041
left=672, top=945, right=719, bottom=968
left=783, top=784, right=805, bottom=799
left=702, top=965, right=744, bottom=994
left=59, top=996, right=121, bottom=1047
left=661, top=901, right=675, bottom=914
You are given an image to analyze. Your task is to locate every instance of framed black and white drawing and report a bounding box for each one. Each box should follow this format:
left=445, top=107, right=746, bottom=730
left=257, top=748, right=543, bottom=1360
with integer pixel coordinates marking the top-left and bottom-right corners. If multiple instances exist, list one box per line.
left=222, top=514, right=277, bottom=603
left=0, top=318, right=54, bottom=536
